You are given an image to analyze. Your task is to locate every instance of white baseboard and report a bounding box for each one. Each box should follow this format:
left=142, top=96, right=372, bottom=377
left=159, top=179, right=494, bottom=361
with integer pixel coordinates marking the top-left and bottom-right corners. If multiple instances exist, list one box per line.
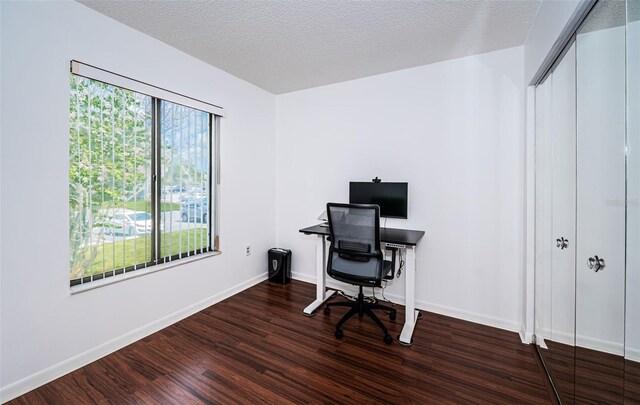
left=540, top=329, right=624, bottom=356
left=520, top=325, right=533, bottom=344
left=0, top=273, right=268, bottom=404
left=537, top=336, right=548, bottom=349
left=413, top=299, right=521, bottom=334
left=532, top=329, right=639, bottom=361
left=551, top=330, right=575, bottom=346
left=291, top=272, right=522, bottom=335
left=626, top=347, right=640, bottom=363
left=291, top=271, right=318, bottom=285
left=576, top=335, right=624, bottom=356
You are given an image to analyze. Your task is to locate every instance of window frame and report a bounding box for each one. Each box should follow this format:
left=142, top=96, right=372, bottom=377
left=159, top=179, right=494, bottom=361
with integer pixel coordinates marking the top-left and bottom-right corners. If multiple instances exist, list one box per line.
left=69, top=61, right=222, bottom=289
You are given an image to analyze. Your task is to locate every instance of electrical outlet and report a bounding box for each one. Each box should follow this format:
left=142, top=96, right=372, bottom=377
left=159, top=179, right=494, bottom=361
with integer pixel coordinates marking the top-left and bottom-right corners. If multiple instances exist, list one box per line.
left=245, top=244, right=252, bottom=256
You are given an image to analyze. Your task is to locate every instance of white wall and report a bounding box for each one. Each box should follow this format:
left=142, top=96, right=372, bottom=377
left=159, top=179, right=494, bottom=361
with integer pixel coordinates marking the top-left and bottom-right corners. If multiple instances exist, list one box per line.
left=275, top=47, right=525, bottom=332
left=0, top=1, right=276, bottom=400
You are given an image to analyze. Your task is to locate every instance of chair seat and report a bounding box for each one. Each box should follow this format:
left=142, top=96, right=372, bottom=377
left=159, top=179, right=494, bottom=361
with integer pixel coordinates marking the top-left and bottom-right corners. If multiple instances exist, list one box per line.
left=329, top=259, right=392, bottom=287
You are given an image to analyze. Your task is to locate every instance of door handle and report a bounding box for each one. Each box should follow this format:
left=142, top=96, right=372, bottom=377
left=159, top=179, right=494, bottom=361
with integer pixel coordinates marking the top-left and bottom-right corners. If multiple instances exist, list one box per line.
left=556, top=237, right=569, bottom=250
left=587, top=256, right=605, bottom=272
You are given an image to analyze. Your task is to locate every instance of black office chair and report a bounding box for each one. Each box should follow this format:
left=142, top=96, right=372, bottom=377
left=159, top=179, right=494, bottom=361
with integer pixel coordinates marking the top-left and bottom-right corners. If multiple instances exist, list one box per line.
left=323, top=203, right=396, bottom=344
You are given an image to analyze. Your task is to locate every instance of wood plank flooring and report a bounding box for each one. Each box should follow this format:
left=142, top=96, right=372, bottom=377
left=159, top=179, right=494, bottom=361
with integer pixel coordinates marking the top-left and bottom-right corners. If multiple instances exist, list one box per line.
left=539, top=340, right=640, bottom=404
left=9, top=280, right=552, bottom=404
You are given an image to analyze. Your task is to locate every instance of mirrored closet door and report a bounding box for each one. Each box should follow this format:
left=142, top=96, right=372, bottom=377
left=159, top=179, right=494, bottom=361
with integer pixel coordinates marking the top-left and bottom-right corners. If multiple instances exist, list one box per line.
left=535, top=40, right=577, bottom=405
left=575, top=1, right=626, bottom=402
left=625, top=0, right=640, bottom=401
left=534, top=1, right=639, bottom=403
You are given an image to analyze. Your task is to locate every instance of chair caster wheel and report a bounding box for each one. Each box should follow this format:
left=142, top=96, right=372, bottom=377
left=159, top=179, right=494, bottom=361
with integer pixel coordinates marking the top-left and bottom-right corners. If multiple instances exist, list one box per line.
left=390, top=310, right=396, bottom=321
left=335, top=329, right=344, bottom=339
left=384, top=334, right=393, bottom=344
left=324, top=307, right=330, bottom=315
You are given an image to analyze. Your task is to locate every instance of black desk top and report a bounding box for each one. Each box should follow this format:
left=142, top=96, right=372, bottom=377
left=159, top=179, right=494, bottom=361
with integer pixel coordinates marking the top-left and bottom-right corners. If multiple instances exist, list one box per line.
left=299, top=224, right=425, bottom=246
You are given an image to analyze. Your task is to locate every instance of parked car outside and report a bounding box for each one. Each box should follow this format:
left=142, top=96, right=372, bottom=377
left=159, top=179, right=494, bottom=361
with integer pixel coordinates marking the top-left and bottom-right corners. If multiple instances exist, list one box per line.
left=180, top=191, right=205, bottom=203
left=104, top=210, right=154, bottom=236
left=181, top=200, right=208, bottom=223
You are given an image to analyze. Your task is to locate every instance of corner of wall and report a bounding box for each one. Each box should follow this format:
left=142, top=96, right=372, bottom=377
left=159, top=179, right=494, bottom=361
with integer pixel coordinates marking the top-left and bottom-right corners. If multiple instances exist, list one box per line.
left=523, top=85, right=537, bottom=345
left=0, top=0, right=5, bottom=396
left=273, top=96, right=281, bottom=247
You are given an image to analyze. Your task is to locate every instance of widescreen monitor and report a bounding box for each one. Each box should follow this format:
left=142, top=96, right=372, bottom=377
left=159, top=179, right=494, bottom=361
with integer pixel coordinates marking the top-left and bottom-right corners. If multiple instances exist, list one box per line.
left=349, top=182, right=408, bottom=219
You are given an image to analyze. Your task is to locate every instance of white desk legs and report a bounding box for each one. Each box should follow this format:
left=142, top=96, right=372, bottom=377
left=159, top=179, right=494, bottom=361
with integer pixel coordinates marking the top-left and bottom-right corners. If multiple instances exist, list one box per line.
left=399, top=245, right=420, bottom=344
left=303, top=235, right=336, bottom=315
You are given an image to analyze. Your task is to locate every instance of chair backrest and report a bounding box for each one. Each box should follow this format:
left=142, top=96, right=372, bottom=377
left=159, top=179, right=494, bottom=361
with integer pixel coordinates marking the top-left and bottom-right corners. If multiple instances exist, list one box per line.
left=326, top=203, right=383, bottom=287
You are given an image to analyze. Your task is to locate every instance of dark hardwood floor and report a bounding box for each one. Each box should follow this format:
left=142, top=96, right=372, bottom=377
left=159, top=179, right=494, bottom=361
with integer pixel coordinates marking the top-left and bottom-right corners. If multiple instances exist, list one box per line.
left=9, top=280, right=552, bottom=404
left=539, top=340, right=640, bottom=404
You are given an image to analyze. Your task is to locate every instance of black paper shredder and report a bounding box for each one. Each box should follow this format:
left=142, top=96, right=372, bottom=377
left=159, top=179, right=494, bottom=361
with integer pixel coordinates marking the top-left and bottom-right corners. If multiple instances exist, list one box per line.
left=268, top=248, right=291, bottom=284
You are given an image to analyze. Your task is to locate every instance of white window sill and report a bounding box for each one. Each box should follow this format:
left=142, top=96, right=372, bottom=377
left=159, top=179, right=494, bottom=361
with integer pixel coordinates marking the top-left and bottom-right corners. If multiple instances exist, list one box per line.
left=70, top=251, right=221, bottom=295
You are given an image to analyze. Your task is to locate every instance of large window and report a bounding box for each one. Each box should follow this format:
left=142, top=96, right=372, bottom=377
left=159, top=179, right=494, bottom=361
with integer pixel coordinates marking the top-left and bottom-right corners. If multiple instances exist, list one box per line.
left=69, top=62, right=220, bottom=287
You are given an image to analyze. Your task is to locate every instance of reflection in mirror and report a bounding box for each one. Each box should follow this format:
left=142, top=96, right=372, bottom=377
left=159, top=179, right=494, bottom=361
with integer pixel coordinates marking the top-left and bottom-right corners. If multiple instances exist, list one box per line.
left=534, top=44, right=579, bottom=402
left=575, top=0, right=626, bottom=402
left=534, top=75, right=553, bottom=356
left=547, top=43, right=577, bottom=404
left=626, top=0, right=640, bottom=402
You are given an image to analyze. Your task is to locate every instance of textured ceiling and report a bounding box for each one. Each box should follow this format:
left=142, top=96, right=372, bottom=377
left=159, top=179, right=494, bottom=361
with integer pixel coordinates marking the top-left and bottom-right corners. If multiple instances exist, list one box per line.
left=78, top=0, right=541, bottom=94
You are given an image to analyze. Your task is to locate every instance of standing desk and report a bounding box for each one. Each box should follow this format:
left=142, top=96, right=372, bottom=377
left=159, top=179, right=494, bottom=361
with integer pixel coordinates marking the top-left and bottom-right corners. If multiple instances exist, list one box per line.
left=299, top=224, right=425, bottom=344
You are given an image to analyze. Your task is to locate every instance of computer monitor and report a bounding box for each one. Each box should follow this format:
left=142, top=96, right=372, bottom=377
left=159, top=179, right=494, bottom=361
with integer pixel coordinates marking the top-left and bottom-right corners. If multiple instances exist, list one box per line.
left=349, top=182, right=408, bottom=219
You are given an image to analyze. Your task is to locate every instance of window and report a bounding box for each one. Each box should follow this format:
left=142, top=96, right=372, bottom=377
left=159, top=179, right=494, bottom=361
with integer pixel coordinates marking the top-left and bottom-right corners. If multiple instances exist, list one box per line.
left=69, top=62, right=221, bottom=287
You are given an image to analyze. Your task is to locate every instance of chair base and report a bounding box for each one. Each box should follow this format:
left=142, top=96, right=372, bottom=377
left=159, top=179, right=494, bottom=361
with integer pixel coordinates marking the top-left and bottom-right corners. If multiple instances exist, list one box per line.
left=324, top=286, right=396, bottom=344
